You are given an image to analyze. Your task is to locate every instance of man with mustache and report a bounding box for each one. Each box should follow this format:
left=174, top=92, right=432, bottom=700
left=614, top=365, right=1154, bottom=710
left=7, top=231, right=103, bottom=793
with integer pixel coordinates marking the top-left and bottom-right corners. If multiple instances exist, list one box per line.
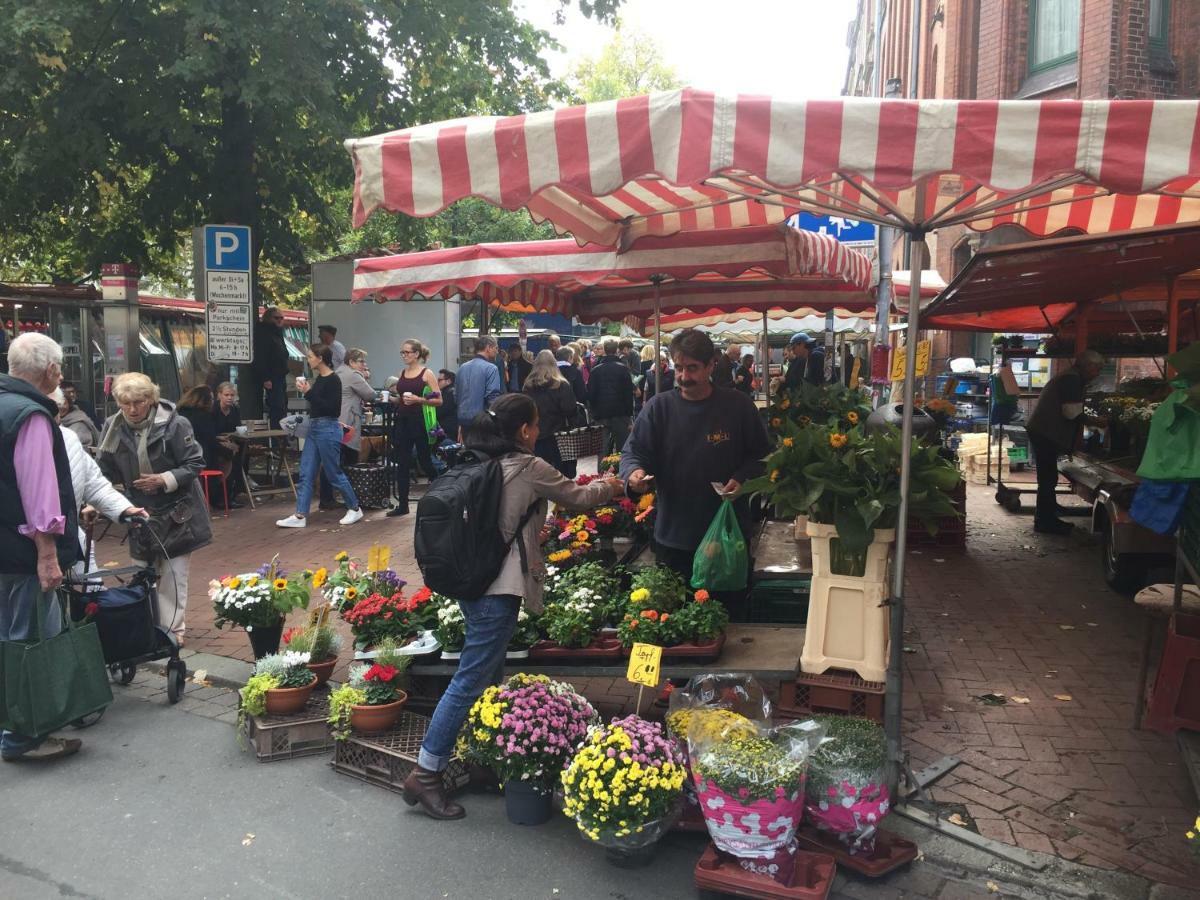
left=620, top=329, right=770, bottom=583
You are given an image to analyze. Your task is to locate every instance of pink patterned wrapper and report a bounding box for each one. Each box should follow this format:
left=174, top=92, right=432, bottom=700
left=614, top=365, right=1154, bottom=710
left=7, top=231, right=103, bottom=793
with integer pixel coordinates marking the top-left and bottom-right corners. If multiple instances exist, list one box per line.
left=693, top=773, right=807, bottom=857
left=804, top=779, right=890, bottom=854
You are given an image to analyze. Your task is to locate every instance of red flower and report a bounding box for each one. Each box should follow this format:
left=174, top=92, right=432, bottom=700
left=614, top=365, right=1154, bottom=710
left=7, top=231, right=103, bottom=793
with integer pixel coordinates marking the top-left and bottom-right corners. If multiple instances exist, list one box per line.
left=585, top=519, right=597, bottom=530
left=694, top=589, right=710, bottom=603
left=597, top=514, right=614, bottom=525
left=618, top=499, right=636, bottom=513
left=410, top=587, right=433, bottom=605
left=282, top=626, right=303, bottom=645
left=84, top=601, right=100, bottom=618
left=576, top=474, right=597, bottom=485
left=364, top=664, right=398, bottom=683
left=641, top=609, right=659, bottom=620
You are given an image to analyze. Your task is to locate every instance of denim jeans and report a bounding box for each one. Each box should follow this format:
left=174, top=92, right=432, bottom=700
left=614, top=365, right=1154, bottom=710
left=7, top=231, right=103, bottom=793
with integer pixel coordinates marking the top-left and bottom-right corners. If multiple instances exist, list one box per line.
left=319, top=446, right=358, bottom=505
left=295, top=418, right=359, bottom=516
left=418, top=594, right=520, bottom=772
left=0, top=574, right=62, bottom=758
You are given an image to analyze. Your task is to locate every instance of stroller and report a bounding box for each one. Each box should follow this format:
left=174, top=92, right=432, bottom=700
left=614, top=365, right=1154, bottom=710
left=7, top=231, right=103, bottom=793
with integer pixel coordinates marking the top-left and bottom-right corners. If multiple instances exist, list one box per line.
left=62, top=513, right=188, bottom=720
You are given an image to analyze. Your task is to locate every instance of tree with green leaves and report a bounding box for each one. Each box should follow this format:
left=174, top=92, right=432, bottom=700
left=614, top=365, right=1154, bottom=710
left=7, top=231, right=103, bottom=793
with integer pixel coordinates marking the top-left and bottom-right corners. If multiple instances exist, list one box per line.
left=569, top=23, right=682, bottom=103
left=0, top=0, right=620, bottom=300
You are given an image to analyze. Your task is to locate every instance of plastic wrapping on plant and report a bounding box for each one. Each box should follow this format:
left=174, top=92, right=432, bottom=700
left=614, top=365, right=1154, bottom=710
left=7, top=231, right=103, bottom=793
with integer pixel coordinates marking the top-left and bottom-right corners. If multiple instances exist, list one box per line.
left=688, top=718, right=825, bottom=862
left=803, top=715, right=889, bottom=855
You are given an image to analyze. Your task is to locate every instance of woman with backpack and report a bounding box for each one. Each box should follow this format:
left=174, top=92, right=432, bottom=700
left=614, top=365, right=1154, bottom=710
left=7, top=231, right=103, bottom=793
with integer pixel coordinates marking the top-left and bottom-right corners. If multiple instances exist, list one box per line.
left=402, top=393, right=623, bottom=820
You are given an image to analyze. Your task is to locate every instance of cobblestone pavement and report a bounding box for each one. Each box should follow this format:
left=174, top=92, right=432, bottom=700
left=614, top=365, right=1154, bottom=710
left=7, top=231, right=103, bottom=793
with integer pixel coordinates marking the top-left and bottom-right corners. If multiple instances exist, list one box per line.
left=91, top=481, right=1200, bottom=890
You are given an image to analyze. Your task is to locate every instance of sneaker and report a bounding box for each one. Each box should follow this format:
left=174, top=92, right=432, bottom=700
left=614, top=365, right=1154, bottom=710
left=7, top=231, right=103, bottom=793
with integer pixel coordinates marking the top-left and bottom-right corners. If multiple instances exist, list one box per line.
left=276, top=515, right=307, bottom=528
left=1, top=736, right=82, bottom=762
left=340, top=508, right=364, bottom=526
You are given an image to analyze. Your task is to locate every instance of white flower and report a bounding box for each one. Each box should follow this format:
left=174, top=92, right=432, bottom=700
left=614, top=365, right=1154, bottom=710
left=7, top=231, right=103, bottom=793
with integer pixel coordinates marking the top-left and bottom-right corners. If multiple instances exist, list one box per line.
left=278, top=650, right=311, bottom=666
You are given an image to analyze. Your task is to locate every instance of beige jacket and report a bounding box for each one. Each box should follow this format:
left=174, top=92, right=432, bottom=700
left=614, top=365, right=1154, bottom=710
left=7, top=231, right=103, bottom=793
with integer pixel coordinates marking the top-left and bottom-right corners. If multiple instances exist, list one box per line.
left=486, top=452, right=616, bottom=612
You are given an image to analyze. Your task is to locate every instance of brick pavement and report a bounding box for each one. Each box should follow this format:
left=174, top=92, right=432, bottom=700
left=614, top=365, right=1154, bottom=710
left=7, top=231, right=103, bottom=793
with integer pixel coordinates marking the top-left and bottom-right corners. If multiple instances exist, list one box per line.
left=92, top=483, right=1200, bottom=889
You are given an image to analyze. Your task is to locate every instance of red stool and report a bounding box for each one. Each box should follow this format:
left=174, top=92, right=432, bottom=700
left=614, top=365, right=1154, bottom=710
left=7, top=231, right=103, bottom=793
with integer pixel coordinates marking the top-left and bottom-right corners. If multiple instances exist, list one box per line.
left=199, top=469, right=229, bottom=517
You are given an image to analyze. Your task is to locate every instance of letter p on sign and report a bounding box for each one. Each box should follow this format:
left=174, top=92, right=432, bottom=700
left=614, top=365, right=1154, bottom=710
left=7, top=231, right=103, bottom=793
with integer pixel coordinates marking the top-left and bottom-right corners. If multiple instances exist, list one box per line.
left=204, top=225, right=251, bottom=272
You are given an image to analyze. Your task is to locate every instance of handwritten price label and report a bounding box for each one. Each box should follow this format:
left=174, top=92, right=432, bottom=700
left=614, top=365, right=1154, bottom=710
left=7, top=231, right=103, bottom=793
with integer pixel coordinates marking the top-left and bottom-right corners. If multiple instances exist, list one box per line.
left=367, top=544, right=391, bottom=573
left=626, top=642, right=663, bottom=688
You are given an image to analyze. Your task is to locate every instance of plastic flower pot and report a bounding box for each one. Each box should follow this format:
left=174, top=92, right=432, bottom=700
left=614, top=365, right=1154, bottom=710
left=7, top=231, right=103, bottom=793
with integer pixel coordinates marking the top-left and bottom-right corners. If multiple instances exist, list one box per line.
left=247, top=622, right=284, bottom=659
left=350, top=692, right=408, bottom=734
left=504, top=779, right=553, bottom=826
left=305, top=656, right=337, bottom=686
left=263, top=675, right=317, bottom=716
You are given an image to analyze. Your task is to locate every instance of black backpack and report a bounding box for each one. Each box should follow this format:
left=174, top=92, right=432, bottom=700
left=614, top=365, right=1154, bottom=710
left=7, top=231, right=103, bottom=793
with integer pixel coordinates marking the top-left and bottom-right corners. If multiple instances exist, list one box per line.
left=414, top=450, right=539, bottom=600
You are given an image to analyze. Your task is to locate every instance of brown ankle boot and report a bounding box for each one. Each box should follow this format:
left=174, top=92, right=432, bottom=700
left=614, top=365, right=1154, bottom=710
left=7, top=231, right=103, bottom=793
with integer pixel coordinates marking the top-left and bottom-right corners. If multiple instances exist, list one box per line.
left=402, top=766, right=465, bottom=820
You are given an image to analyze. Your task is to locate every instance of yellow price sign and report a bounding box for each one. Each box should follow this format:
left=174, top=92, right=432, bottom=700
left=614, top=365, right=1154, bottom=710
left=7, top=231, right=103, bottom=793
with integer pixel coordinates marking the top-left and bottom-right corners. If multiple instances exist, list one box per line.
left=889, top=340, right=932, bottom=381
left=626, top=642, right=663, bottom=688
left=367, top=544, right=391, bottom=573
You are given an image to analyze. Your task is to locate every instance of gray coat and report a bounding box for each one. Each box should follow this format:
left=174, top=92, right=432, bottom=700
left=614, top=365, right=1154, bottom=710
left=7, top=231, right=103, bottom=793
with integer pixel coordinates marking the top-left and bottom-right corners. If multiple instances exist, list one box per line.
left=335, top=364, right=376, bottom=452
left=97, top=400, right=212, bottom=555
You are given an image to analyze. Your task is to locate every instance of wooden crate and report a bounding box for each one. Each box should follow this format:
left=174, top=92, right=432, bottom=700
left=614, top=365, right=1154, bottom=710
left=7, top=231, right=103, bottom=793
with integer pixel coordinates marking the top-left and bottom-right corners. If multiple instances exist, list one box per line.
left=777, top=669, right=885, bottom=724
left=245, top=692, right=333, bottom=762
left=332, top=711, right=470, bottom=794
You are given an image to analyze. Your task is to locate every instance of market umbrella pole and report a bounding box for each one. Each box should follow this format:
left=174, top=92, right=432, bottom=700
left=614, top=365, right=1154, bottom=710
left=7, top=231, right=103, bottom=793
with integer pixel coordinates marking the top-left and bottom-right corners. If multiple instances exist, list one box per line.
left=652, top=275, right=664, bottom=394
left=884, top=232, right=925, bottom=796
left=762, top=310, right=770, bottom=404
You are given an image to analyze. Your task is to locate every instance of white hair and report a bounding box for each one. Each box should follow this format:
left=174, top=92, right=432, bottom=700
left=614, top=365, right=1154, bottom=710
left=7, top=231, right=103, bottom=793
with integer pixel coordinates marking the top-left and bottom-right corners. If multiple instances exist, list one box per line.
left=8, top=333, right=63, bottom=379
left=50, top=387, right=66, bottom=406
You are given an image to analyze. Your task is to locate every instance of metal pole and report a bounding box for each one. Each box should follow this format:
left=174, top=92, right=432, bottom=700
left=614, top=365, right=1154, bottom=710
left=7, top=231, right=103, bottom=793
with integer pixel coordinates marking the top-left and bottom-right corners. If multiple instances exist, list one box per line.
left=885, top=228, right=925, bottom=797
left=874, top=228, right=894, bottom=407
left=652, top=276, right=664, bottom=394
left=762, top=310, right=770, bottom=404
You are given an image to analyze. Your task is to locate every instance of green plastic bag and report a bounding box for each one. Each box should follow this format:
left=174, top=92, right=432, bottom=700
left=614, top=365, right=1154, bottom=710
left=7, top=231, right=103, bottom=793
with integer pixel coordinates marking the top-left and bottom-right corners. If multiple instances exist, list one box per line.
left=691, top=498, right=748, bottom=591
left=422, top=385, right=439, bottom=445
left=1136, top=386, right=1200, bottom=481
left=0, top=592, right=113, bottom=737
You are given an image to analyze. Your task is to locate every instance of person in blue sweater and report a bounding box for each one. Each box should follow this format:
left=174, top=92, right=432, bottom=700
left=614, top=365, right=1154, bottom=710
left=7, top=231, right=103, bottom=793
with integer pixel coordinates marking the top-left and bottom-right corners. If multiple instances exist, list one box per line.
left=620, top=328, right=769, bottom=582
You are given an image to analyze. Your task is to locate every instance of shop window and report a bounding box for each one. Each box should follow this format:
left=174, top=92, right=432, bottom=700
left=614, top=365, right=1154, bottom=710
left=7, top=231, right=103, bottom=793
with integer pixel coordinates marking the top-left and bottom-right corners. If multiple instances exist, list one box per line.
left=1150, top=0, right=1170, bottom=52
left=139, top=319, right=180, bottom=401
left=1028, top=0, right=1080, bottom=72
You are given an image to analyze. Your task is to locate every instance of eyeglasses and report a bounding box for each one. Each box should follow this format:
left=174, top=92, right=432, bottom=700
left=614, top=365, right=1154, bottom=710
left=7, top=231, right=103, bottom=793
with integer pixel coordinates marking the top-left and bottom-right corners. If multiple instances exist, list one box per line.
left=400, top=349, right=416, bottom=355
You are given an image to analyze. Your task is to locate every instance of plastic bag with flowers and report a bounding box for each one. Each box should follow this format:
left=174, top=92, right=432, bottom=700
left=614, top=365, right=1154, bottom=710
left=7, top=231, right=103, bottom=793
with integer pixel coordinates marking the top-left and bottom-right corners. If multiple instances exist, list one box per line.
left=561, top=715, right=687, bottom=864
left=210, top=558, right=311, bottom=631
left=342, top=585, right=435, bottom=650
left=688, top=717, right=826, bottom=883
left=804, top=715, right=889, bottom=855
left=457, top=673, right=597, bottom=794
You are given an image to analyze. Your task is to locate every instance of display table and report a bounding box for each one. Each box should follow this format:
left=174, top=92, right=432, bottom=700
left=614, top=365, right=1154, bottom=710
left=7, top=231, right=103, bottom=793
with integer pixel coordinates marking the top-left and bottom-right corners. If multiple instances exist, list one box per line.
left=408, top=624, right=802, bottom=682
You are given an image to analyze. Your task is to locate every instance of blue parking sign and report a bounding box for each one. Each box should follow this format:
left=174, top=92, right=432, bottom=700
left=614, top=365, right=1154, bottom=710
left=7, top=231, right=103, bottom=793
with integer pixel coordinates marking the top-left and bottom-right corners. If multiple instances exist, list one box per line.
left=204, top=225, right=251, bottom=271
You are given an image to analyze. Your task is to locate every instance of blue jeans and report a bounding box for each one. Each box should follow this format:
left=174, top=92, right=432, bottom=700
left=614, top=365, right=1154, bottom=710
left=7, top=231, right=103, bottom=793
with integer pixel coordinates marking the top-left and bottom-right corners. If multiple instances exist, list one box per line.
left=295, top=418, right=359, bottom=516
left=0, top=574, right=62, bottom=758
left=418, top=594, right=520, bottom=772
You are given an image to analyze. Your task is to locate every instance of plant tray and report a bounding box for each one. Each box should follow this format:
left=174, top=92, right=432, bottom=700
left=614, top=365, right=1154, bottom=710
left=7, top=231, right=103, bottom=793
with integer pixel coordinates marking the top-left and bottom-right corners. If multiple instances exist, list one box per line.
left=439, top=648, right=532, bottom=663
left=354, top=630, right=440, bottom=660
left=618, top=631, right=727, bottom=663
left=245, top=691, right=333, bottom=762
left=777, top=669, right=885, bottom=724
left=693, top=843, right=836, bottom=900
left=331, top=711, right=470, bottom=795
left=794, top=825, right=917, bottom=878
left=528, top=637, right=623, bottom=663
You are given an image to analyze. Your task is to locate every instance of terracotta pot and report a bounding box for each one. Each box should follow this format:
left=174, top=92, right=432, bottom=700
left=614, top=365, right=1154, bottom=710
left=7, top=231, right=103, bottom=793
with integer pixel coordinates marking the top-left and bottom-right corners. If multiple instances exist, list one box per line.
left=263, top=676, right=317, bottom=716
left=306, top=656, right=337, bottom=686
left=350, top=692, right=408, bottom=734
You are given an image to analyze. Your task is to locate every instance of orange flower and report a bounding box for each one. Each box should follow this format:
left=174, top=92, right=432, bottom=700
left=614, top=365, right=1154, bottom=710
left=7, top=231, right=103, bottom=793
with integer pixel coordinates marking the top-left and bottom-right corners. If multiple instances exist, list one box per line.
left=846, top=411, right=859, bottom=425
left=628, top=620, right=638, bottom=630
left=782, top=437, right=794, bottom=448
left=829, top=433, right=848, bottom=449
left=660, top=613, right=669, bottom=623
left=694, top=589, right=710, bottom=603
left=640, top=609, right=659, bottom=620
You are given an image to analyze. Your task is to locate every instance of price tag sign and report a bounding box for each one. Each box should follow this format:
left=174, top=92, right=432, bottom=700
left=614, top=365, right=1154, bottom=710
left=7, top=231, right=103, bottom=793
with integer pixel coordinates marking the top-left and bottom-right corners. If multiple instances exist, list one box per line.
left=367, top=544, right=391, bottom=573
left=626, top=642, right=663, bottom=688
left=890, top=341, right=932, bottom=381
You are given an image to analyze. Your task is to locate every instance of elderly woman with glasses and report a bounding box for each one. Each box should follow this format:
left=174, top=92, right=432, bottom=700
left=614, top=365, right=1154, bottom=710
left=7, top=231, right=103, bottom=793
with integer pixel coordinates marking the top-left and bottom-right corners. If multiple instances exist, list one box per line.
left=96, top=372, right=212, bottom=646
left=386, top=338, right=441, bottom=517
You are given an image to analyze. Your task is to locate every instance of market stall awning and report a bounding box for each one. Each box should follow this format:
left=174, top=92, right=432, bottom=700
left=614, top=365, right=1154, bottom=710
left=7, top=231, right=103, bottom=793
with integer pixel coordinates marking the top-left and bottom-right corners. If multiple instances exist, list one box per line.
left=654, top=307, right=870, bottom=335
left=351, top=223, right=875, bottom=323
left=658, top=313, right=874, bottom=343
left=346, top=91, right=1200, bottom=248
left=923, top=221, right=1200, bottom=332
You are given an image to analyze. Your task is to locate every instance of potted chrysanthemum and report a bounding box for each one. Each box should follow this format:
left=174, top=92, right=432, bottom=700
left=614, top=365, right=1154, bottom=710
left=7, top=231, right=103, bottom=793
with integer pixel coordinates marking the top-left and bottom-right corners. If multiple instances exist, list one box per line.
left=562, top=715, right=687, bottom=867
left=210, top=557, right=312, bottom=658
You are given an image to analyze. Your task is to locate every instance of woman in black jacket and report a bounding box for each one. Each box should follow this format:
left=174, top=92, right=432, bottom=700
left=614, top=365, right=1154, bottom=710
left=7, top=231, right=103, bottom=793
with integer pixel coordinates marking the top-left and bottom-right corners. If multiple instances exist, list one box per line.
left=179, top=385, right=245, bottom=509
left=523, top=349, right=578, bottom=477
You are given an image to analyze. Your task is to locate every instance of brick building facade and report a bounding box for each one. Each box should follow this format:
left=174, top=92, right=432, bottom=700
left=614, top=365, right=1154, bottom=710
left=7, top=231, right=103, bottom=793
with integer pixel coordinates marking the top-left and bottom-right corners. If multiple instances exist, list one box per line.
left=844, top=0, right=1200, bottom=362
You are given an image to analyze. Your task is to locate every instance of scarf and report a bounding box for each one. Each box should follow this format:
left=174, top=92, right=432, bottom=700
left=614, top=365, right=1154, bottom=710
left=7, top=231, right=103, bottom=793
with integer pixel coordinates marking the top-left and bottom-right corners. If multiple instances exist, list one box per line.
left=99, top=406, right=156, bottom=475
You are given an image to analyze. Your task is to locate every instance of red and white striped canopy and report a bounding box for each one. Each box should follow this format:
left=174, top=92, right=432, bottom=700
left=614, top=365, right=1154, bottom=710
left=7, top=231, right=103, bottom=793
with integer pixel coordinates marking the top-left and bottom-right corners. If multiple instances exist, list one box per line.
left=346, top=90, right=1200, bottom=248
left=352, top=223, right=874, bottom=324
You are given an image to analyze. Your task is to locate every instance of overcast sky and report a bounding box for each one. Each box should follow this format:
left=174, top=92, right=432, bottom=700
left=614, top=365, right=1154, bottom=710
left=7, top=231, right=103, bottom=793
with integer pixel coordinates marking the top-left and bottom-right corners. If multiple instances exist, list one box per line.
left=518, top=0, right=857, bottom=100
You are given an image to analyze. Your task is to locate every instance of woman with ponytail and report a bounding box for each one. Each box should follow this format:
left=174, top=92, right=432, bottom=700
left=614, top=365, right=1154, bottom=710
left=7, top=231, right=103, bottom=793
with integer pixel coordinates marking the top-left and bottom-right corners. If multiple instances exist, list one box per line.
left=402, top=393, right=623, bottom=820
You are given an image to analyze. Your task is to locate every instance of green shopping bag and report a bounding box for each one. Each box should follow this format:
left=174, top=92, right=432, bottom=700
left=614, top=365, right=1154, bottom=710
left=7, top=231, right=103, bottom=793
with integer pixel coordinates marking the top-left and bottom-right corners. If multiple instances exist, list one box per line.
left=691, top=498, right=749, bottom=591
left=0, top=590, right=113, bottom=737
left=1136, top=385, right=1200, bottom=481
left=422, top=385, right=439, bottom=445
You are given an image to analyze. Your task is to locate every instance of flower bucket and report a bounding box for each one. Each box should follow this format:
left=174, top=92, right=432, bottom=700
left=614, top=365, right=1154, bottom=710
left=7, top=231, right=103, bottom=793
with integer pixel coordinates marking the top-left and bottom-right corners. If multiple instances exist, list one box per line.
left=800, top=522, right=893, bottom=682
left=693, top=774, right=806, bottom=857
left=804, top=779, right=890, bottom=854
left=504, top=778, right=553, bottom=826
left=247, top=622, right=284, bottom=659
left=263, top=677, right=316, bottom=716
left=306, top=656, right=337, bottom=686
left=349, top=693, right=408, bottom=734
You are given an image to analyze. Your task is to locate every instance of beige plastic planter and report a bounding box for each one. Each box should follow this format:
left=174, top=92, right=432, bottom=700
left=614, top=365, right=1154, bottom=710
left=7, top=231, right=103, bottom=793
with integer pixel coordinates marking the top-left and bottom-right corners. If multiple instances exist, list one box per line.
left=800, top=521, right=894, bottom=683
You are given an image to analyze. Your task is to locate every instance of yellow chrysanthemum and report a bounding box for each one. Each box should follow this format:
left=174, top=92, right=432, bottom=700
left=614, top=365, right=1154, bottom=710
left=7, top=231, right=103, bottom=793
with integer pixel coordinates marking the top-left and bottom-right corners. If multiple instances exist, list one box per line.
left=630, top=587, right=651, bottom=604
left=334, top=551, right=348, bottom=562
left=312, top=567, right=328, bottom=589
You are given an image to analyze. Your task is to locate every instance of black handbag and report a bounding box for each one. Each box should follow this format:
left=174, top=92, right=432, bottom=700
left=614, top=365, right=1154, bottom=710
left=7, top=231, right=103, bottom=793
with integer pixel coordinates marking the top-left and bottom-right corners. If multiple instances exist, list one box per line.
left=129, top=498, right=205, bottom=561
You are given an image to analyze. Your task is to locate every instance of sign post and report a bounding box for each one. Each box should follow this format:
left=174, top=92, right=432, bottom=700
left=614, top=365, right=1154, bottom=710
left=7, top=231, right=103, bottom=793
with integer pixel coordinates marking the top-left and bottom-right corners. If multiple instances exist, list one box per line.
left=198, top=225, right=254, bottom=365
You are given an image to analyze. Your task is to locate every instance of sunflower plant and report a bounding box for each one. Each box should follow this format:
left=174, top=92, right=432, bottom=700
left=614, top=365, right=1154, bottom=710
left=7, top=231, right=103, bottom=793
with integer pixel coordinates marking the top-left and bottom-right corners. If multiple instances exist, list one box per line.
left=210, top=557, right=312, bottom=630
left=767, top=381, right=871, bottom=433
left=745, top=420, right=962, bottom=560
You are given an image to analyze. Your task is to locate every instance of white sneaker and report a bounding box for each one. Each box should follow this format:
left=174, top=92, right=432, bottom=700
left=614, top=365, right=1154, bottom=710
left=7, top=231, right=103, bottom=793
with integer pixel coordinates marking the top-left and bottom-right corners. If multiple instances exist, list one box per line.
left=339, top=508, right=364, bottom=526
left=276, top=515, right=307, bottom=528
